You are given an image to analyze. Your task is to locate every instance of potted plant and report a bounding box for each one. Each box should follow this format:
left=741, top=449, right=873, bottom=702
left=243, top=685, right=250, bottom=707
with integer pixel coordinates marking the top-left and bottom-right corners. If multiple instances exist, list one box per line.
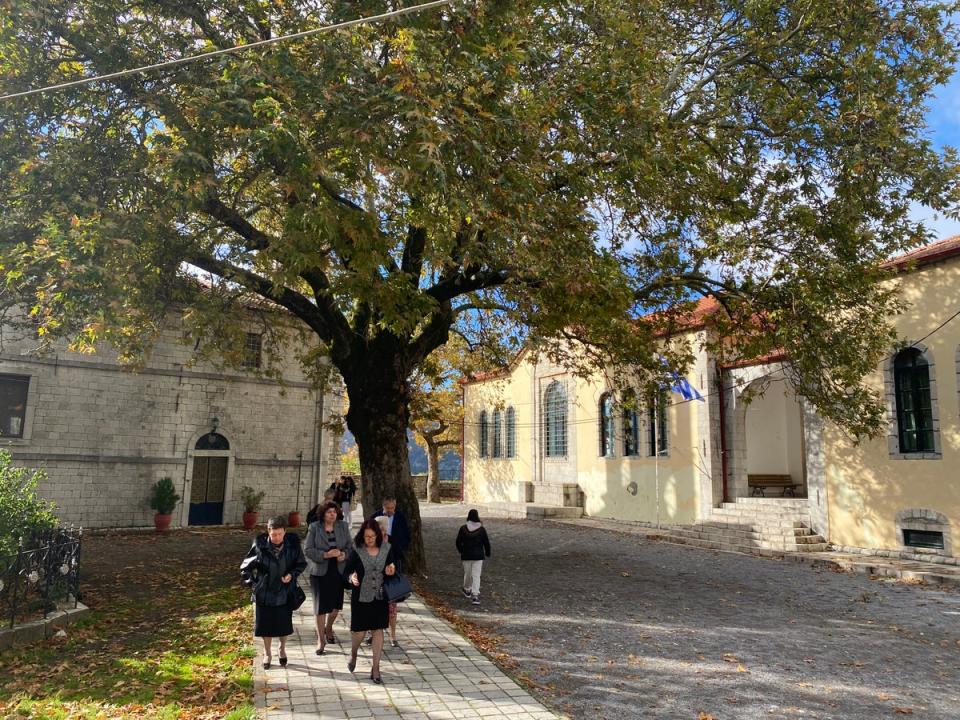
left=149, top=477, right=180, bottom=532
left=240, top=485, right=265, bottom=530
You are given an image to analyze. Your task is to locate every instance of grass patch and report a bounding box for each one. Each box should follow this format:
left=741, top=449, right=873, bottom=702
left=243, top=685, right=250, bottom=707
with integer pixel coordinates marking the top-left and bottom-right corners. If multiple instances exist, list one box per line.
left=0, top=529, right=256, bottom=719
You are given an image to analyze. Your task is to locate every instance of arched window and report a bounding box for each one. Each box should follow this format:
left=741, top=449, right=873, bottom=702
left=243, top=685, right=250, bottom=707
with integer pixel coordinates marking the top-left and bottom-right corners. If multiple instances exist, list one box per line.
left=599, top=392, right=614, bottom=457
left=622, top=389, right=639, bottom=456
left=647, top=393, right=668, bottom=456
left=492, top=409, right=503, bottom=458
left=894, top=348, right=934, bottom=453
left=506, top=406, right=516, bottom=458
left=543, top=381, right=567, bottom=457
left=195, top=432, right=229, bottom=451
left=479, top=411, right=489, bottom=458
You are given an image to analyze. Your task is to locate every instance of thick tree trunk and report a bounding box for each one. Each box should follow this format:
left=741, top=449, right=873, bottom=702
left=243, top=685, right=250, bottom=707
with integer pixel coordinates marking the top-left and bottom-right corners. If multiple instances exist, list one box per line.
left=426, top=439, right=441, bottom=504
left=344, top=360, right=426, bottom=575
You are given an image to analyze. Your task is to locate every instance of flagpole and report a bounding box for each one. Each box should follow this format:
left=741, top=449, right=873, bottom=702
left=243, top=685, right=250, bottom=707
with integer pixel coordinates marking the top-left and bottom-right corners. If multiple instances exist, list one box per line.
left=654, top=397, right=661, bottom=530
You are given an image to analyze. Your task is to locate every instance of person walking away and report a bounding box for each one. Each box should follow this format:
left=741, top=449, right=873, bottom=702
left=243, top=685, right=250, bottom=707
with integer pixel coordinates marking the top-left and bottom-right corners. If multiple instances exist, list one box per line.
left=303, top=501, right=351, bottom=654
left=343, top=519, right=396, bottom=684
left=334, top=475, right=357, bottom=527
left=240, top=516, right=307, bottom=669
left=456, top=509, right=491, bottom=605
left=372, top=496, right=410, bottom=647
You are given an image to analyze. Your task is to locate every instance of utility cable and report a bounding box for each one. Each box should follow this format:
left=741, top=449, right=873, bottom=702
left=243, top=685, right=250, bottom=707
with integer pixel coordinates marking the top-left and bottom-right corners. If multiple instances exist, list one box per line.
left=0, top=0, right=452, bottom=102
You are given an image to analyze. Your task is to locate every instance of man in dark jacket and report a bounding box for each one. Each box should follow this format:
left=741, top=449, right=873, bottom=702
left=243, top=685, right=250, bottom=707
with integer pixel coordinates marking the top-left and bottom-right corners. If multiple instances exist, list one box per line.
left=372, top=496, right=410, bottom=568
left=371, top=496, right=410, bottom=648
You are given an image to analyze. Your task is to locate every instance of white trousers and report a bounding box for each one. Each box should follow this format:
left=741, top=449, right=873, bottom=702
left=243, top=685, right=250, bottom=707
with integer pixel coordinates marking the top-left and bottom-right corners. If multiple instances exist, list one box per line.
left=462, top=560, right=483, bottom=596
left=341, top=501, right=352, bottom=527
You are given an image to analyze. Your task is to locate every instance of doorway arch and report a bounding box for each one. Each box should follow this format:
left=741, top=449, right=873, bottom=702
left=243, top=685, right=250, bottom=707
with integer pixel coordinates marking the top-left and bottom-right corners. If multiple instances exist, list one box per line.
left=185, top=430, right=234, bottom=526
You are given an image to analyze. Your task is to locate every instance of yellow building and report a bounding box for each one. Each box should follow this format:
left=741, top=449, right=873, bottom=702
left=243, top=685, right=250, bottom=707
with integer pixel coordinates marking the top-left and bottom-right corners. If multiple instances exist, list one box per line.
left=462, top=237, right=960, bottom=562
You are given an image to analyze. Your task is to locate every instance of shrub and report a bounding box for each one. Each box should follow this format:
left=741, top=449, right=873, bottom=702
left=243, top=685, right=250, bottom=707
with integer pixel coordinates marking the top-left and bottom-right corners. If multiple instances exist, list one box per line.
left=148, top=477, right=181, bottom=515
left=240, top=485, right=265, bottom=513
left=0, top=449, right=58, bottom=556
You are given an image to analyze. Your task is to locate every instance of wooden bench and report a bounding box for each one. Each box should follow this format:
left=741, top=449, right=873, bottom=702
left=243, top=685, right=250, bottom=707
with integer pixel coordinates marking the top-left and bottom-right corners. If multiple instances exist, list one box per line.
left=747, top=474, right=798, bottom=497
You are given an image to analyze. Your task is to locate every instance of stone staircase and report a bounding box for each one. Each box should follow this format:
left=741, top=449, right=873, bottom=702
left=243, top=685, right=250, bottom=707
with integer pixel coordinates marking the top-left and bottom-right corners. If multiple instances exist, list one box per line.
left=660, top=497, right=828, bottom=554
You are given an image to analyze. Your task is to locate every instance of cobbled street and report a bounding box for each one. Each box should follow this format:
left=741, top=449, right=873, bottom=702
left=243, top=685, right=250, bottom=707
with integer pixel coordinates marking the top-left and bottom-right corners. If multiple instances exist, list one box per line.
left=419, top=505, right=960, bottom=720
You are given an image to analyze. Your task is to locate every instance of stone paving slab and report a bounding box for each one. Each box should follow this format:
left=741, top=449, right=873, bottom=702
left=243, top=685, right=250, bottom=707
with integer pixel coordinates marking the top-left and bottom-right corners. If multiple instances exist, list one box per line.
left=254, top=578, right=557, bottom=720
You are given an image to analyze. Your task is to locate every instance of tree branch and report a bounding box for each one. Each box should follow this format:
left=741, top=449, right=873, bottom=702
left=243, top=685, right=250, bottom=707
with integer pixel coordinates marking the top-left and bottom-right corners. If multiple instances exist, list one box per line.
left=200, top=194, right=273, bottom=251
left=400, top=226, right=427, bottom=281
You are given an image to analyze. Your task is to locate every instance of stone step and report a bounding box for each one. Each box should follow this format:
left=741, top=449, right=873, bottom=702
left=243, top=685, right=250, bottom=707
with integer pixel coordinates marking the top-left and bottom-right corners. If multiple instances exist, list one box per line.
left=527, top=505, right=583, bottom=519
left=710, top=508, right=810, bottom=520
left=656, top=533, right=829, bottom=554
left=729, top=497, right=810, bottom=508
left=674, top=527, right=826, bottom=550
left=703, top=518, right=810, bottom=531
left=693, top=524, right=818, bottom=541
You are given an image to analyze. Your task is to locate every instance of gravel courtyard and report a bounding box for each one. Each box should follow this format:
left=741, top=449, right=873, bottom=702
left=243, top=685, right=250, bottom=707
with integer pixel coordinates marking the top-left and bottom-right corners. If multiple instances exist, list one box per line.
left=417, top=506, right=960, bottom=720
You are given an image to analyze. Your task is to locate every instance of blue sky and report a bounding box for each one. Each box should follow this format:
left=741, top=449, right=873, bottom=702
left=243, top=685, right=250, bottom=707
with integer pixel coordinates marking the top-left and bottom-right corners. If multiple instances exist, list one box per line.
left=916, top=69, right=960, bottom=240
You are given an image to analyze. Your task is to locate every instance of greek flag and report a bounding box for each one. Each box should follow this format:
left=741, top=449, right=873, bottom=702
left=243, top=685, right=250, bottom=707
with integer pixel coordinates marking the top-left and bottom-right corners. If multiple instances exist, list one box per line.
left=660, top=357, right=705, bottom=401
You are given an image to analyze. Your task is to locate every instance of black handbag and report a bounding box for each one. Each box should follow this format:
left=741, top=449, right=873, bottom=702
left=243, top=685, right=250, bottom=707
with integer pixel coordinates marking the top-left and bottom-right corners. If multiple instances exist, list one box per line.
left=240, top=553, right=258, bottom=588
left=383, top=572, right=412, bottom=603
left=288, top=584, right=307, bottom=611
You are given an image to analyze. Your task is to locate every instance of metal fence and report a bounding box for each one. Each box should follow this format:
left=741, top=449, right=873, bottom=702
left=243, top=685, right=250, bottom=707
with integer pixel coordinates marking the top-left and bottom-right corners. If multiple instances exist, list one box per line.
left=0, top=527, right=83, bottom=629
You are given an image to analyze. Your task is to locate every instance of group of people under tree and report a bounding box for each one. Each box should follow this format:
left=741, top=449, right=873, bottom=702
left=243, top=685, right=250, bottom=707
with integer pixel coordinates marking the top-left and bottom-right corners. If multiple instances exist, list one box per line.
left=240, top=491, right=491, bottom=684
left=240, top=480, right=487, bottom=686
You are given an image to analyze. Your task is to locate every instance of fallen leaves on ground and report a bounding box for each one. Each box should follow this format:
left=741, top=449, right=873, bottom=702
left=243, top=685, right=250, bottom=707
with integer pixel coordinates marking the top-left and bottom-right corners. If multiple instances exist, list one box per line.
left=0, top=528, right=255, bottom=719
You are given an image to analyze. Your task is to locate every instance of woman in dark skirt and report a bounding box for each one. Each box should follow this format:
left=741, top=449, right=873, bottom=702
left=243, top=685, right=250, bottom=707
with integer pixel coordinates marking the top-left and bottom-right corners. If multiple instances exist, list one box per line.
left=343, top=518, right=396, bottom=684
left=240, top=515, right=307, bottom=669
left=303, top=501, right=352, bottom=655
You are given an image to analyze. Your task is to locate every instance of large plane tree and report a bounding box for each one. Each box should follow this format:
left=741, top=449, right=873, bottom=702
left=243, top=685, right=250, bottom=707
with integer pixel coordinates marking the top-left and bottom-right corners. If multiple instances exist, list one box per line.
left=1, top=0, right=958, bottom=571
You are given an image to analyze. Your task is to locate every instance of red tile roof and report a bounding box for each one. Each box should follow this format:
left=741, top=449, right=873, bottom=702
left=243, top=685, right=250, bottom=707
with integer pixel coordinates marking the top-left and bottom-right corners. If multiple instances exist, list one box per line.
left=883, top=234, right=960, bottom=271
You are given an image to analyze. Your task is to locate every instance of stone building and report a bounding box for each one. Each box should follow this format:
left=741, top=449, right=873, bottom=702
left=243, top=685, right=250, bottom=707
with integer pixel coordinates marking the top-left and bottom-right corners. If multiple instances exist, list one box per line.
left=463, top=236, right=960, bottom=563
left=0, top=314, right=342, bottom=529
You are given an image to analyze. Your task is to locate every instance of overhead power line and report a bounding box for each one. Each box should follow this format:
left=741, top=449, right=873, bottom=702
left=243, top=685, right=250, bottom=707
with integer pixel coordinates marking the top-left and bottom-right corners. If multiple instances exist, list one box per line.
left=0, top=0, right=452, bottom=102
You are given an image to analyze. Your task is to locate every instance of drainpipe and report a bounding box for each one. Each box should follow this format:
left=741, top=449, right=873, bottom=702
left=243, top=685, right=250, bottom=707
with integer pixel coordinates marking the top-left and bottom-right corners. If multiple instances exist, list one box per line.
left=311, top=383, right=326, bottom=509
left=459, top=383, right=465, bottom=502
left=716, top=362, right=729, bottom=504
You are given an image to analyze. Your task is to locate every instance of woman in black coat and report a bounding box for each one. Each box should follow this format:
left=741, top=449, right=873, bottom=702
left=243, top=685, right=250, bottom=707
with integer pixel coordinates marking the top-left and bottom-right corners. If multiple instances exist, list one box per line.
left=240, top=515, right=307, bottom=669
left=343, top=518, right=396, bottom=684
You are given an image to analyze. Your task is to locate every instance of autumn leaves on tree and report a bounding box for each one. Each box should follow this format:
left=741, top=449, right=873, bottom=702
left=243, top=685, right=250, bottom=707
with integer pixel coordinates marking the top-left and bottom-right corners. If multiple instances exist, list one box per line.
left=2, top=1, right=959, bottom=571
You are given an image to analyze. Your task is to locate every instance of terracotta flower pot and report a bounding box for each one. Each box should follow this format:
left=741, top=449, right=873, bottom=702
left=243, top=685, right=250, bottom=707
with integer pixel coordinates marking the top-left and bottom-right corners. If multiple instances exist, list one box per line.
left=288, top=511, right=302, bottom=528
left=242, top=511, right=259, bottom=530
left=153, top=513, right=173, bottom=532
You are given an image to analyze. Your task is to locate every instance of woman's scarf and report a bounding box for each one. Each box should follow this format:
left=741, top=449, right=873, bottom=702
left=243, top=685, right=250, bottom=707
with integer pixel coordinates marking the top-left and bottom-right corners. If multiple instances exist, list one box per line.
left=357, top=541, right=392, bottom=603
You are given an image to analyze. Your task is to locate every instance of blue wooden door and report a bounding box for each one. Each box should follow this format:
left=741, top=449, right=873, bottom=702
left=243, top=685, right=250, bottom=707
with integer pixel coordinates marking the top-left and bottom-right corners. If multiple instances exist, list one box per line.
left=188, top=456, right=227, bottom=525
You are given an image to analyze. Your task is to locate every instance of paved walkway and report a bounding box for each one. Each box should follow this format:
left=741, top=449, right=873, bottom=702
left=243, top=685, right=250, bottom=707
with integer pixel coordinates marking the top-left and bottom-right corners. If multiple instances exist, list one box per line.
left=253, top=580, right=557, bottom=720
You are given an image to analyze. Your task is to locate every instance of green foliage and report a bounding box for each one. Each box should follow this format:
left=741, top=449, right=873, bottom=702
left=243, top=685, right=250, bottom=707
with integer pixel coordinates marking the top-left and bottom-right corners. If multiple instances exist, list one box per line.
left=239, top=485, right=265, bottom=513
left=148, top=477, right=180, bottom=515
left=1, top=0, right=958, bottom=451
left=0, top=449, right=57, bottom=555
left=340, top=445, right=361, bottom=476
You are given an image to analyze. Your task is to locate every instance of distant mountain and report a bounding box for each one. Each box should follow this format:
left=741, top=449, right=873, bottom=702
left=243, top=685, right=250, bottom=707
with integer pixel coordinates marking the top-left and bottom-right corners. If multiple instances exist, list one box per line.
left=341, top=430, right=461, bottom=481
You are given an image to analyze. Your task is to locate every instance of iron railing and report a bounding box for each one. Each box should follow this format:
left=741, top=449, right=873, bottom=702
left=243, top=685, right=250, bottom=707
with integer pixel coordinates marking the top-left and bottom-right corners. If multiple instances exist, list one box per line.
left=0, top=527, right=83, bottom=629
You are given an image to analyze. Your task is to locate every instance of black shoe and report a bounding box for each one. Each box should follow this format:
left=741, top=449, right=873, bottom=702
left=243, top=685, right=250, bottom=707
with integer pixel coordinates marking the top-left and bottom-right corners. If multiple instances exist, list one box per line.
left=263, top=660, right=271, bottom=670
left=371, top=671, right=382, bottom=684
left=279, top=655, right=287, bottom=667
left=327, top=632, right=337, bottom=644
left=347, top=658, right=356, bottom=673
left=391, top=639, right=399, bottom=649
left=461, top=587, right=471, bottom=598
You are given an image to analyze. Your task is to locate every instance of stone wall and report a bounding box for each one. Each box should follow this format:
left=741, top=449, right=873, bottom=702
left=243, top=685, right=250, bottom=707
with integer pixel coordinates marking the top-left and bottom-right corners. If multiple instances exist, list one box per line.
left=0, top=318, right=343, bottom=529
